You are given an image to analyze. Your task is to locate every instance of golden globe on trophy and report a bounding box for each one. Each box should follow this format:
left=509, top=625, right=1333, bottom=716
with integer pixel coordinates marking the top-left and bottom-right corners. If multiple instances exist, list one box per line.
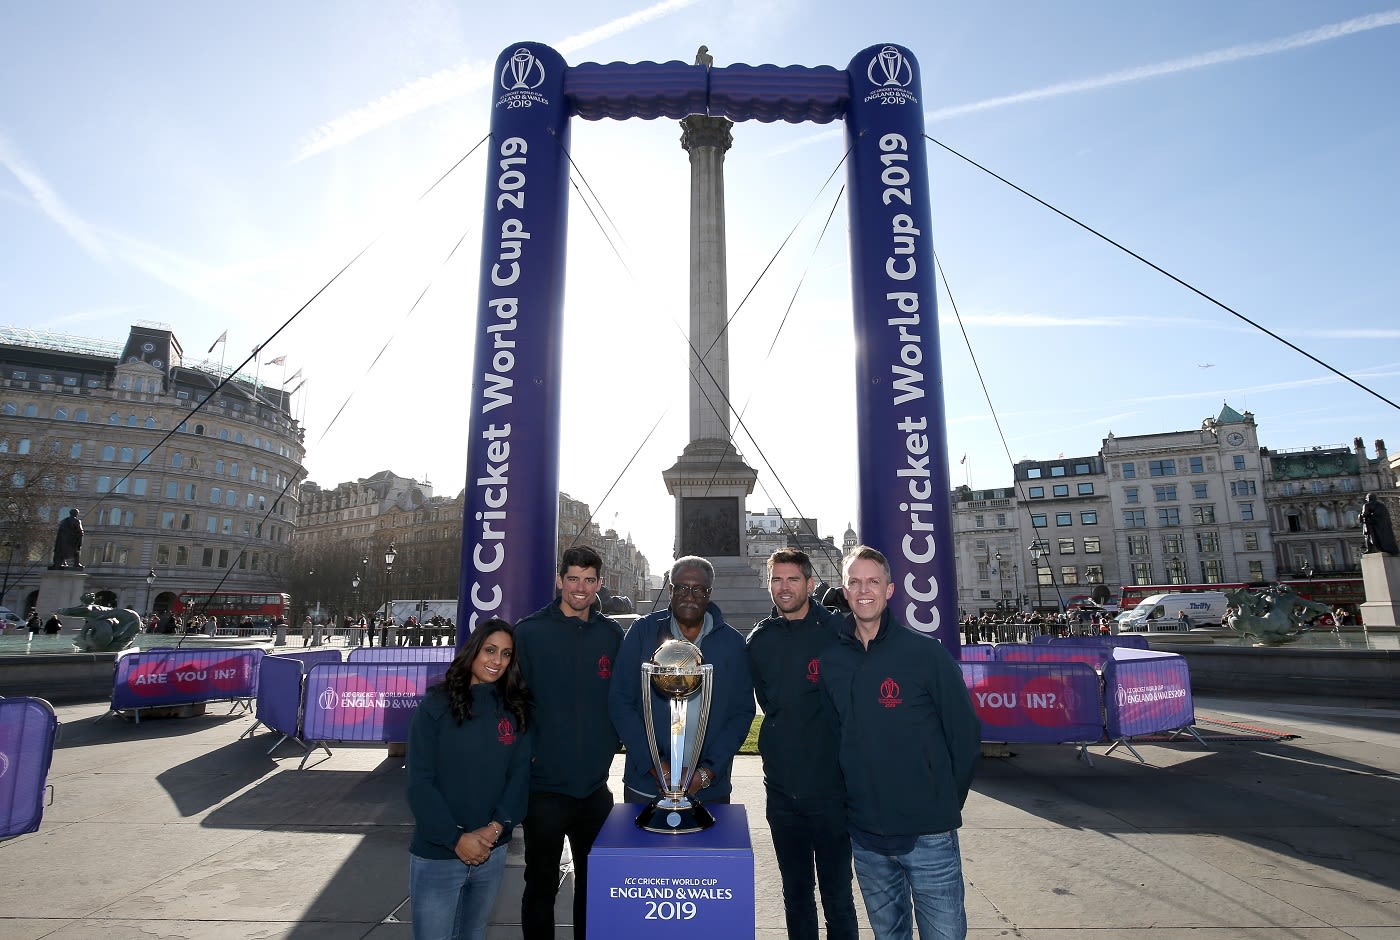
left=636, top=638, right=716, bottom=833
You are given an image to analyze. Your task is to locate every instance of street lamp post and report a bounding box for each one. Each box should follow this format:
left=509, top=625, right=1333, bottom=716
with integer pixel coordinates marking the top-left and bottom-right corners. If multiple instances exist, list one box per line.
left=143, top=568, right=156, bottom=620
left=384, top=542, right=397, bottom=644
left=352, top=572, right=362, bottom=645
left=1029, top=541, right=1048, bottom=614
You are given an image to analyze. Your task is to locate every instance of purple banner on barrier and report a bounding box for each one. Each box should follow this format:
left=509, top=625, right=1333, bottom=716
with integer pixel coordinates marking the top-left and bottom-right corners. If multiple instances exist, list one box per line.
left=112, top=648, right=263, bottom=710
left=959, top=644, right=995, bottom=662
left=347, top=647, right=455, bottom=663
left=994, top=644, right=1111, bottom=670
left=301, top=663, right=438, bottom=743
left=273, top=650, right=344, bottom=668
left=256, top=656, right=306, bottom=738
left=1103, top=653, right=1194, bottom=738
left=960, top=662, right=1104, bottom=744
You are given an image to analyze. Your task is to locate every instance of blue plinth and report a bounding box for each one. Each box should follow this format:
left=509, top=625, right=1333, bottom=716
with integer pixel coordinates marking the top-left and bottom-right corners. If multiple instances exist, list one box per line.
left=587, top=802, right=755, bottom=938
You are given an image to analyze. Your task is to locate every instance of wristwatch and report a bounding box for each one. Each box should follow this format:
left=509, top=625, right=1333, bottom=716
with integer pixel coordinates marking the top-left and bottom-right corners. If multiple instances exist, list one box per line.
left=696, top=767, right=714, bottom=789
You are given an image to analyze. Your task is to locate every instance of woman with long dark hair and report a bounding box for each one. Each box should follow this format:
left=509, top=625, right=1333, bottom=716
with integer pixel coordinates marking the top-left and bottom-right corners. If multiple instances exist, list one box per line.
left=407, top=617, right=532, bottom=940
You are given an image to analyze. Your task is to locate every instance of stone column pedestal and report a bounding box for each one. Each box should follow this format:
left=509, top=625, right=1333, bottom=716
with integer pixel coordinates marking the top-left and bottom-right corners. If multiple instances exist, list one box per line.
left=1358, top=552, right=1400, bottom=629
left=39, top=570, right=90, bottom=632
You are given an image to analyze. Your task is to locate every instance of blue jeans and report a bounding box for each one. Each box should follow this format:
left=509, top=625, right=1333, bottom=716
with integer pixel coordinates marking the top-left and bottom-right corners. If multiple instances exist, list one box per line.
left=410, top=847, right=506, bottom=940
left=851, top=831, right=966, bottom=940
left=767, top=789, right=858, bottom=940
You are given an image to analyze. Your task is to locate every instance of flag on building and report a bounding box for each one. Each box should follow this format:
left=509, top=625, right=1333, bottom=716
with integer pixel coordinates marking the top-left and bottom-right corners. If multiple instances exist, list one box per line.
left=265, top=355, right=286, bottom=366
left=207, top=330, right=227, bottom=354
left=284, top=368, right=302, bottom=384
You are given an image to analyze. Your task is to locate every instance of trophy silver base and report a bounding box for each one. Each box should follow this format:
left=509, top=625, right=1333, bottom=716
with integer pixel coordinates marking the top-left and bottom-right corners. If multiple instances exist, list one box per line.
left=635, top=797, right=716, bottom=834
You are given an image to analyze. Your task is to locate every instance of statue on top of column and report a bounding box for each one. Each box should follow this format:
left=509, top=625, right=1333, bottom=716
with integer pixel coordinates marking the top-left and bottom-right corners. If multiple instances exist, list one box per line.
left=1361, top=493, right=1399, bottom=555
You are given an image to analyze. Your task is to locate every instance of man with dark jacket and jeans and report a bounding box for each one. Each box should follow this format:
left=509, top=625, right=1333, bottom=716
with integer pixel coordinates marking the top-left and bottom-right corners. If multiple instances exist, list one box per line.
left=514, top=545, right=624, bottom=940
left=747, top=548, right=858, bottom=940
left=821, top=545, right=981, bottom=940
left=609, top=555, right=755, bottom=806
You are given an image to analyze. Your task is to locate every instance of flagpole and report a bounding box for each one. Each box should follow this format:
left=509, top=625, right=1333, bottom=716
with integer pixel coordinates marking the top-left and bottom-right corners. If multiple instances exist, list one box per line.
left=252, top=345, right=262, bottom=398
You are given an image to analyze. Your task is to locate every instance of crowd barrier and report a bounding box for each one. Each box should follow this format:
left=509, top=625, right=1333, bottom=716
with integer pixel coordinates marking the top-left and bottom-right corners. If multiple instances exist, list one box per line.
left=0, top=696, right=59, bottom=840
left=346, top=646, right=456, bottom=664
left=959, top=645, right=1198, bottom=764
left=110, top=648, right=264, bottom=722
left=296, top=662, right=450, bottom=768
left=246, top=650, right=344, bottom=756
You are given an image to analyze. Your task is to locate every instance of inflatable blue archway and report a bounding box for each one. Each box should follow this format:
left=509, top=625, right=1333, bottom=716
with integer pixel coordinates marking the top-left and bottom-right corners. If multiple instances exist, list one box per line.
left=456, top=43, right=957, bottom=652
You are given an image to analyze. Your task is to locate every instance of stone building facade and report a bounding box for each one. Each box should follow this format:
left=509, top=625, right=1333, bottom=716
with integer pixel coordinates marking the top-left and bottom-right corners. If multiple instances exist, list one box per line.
left=0, top=324, right=304, bottom=616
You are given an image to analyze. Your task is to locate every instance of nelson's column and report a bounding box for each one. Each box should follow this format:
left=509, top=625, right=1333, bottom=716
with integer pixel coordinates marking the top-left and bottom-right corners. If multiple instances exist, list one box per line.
left=661, top=82, right=767, bottom=623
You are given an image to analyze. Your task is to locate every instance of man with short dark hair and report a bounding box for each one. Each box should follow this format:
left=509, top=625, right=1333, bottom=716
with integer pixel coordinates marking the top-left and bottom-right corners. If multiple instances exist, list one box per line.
left=821, top=545, right=981, bottom=940
left=515, top=545, right=624, bottom=940
left=748, top=549, right=857, bottom=940
left=609, top=555, right=755, bottom=805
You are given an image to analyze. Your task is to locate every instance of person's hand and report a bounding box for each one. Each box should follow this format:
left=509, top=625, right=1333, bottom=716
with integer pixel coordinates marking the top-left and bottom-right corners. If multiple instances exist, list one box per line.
left=453, top=827, right=497, bottom=866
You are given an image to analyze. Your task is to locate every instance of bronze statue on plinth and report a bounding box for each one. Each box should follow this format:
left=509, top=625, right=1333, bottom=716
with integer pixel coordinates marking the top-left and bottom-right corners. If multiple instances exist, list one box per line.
left=49, top=508, right=85, bottom=570
left=1361, top=493, right=1398, bottom=555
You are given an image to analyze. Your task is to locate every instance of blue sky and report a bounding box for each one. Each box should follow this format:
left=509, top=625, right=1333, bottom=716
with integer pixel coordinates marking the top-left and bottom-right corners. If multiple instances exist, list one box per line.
left=3, top=2, right=1398, bottom=573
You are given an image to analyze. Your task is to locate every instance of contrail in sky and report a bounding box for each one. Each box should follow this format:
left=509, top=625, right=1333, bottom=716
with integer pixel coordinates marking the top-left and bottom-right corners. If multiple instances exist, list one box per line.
left=764, top=9, right=1400, bottom=157
left=925, top=9, right=1400, bottom=122
left=295, top=0, right=701, bottom=160
left=0, top=133, right=109, bottom=262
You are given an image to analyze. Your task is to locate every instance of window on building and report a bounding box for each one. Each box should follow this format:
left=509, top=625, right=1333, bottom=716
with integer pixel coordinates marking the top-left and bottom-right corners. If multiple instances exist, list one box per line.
left=1028, top=487, right=1044, bottom=499
left=1121, top=463, right=1136, bottom=479
left=1163, top=533, right=1184, bottom=553
left=1166, top=559, right=1187, bottom=584
left=162, top=511, right=175, bottom=529
left=171, top=452, right=183, bottom=468
left=1189, top=456, right=1204, bottom=473
left=1077, top=482, right=1094, bottom=495
left=996, top=513, right=1006, bottom=526
left=1131, top=562, right=1152, bottom=585
left=974, top=515, right=984, bottom=528
left=1052, top=484, right=1069, bottom=497
left=101, top=445, right=116, bottom=461
left=1192, top=505, right=1216, bottom=524
left=1058, top=538, right=1075, bottom=554
left=1055, top=512, right=1072, bottom=526
left=1153, top=484, right=1177, bottom=501
left=1026, top=468, right=1042, bottom=478
left=1037, top=566, right=1053, bottom=586
left=1149, top=460, right=1176, bottom=476
left=1233, top=455, right=1246, bottom=470
left=1193, top=483, right=1208, bottom=499
left=1158, top=508, right=1180, bottom=526
left=1084, top=537, right=1101, bottom=553
left=1123, top=510, right=1146, bottom=528
left=210, top=487, right=221, bottom=504
left=218, top=549, right=229, bottom=568
left=1200, top=560, right=1224, bottom=583
left=1031, top=514, right=1047, bottom=528
left=1230, top=480, right=1257, bottom=497
left=207, top=517, right=217, bottom=533
left=202, top=548, right=213, bottom=567
left=1197, top=531, right=1221, bottom=553
left=1085, top=565, right=1104, bottom=583
left=1244, top=531, right=1259, bottom=551
left=1050, top=466, right=1066, bottom=477
left=1248, top=560, right=1264, bottom=580
left=222, top=517, right=233, bottom=534
left=180, top=512, right=192, bottom=530
left=176, top=546, right=188, bottom=566
left=977, top=561, right=989, bottom=580
left=1128, top=534, right=1150, bottom=555
left=1060, top=566, right=1079, bottom=585
left=69, top=442, right=82, bottom=459
left=1124, top=487, right=1139, bottom=504
left=1080, top=511, right=1097, bottom=525
left=1286, top=513, right=1302, bottom=532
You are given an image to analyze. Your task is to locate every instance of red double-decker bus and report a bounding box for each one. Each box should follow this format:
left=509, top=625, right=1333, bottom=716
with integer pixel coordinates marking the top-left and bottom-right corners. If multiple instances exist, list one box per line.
left=1119, top=578, right=1363, bottom=613
left=173, top=591, right=291, bottom=629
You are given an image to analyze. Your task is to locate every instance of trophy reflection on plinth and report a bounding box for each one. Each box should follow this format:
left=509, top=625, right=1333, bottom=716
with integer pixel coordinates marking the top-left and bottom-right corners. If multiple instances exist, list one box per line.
left=636, top=638, right=715, bottom=833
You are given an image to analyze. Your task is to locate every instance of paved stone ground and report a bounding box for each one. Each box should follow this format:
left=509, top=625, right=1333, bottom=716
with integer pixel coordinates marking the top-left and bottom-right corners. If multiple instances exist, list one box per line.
left=1, top=692, right=1397, bottom=938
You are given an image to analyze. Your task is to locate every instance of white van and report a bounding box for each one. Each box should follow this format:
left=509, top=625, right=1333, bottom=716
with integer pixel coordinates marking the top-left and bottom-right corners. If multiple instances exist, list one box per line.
left=1115, top=592, right=1230, bottom=633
